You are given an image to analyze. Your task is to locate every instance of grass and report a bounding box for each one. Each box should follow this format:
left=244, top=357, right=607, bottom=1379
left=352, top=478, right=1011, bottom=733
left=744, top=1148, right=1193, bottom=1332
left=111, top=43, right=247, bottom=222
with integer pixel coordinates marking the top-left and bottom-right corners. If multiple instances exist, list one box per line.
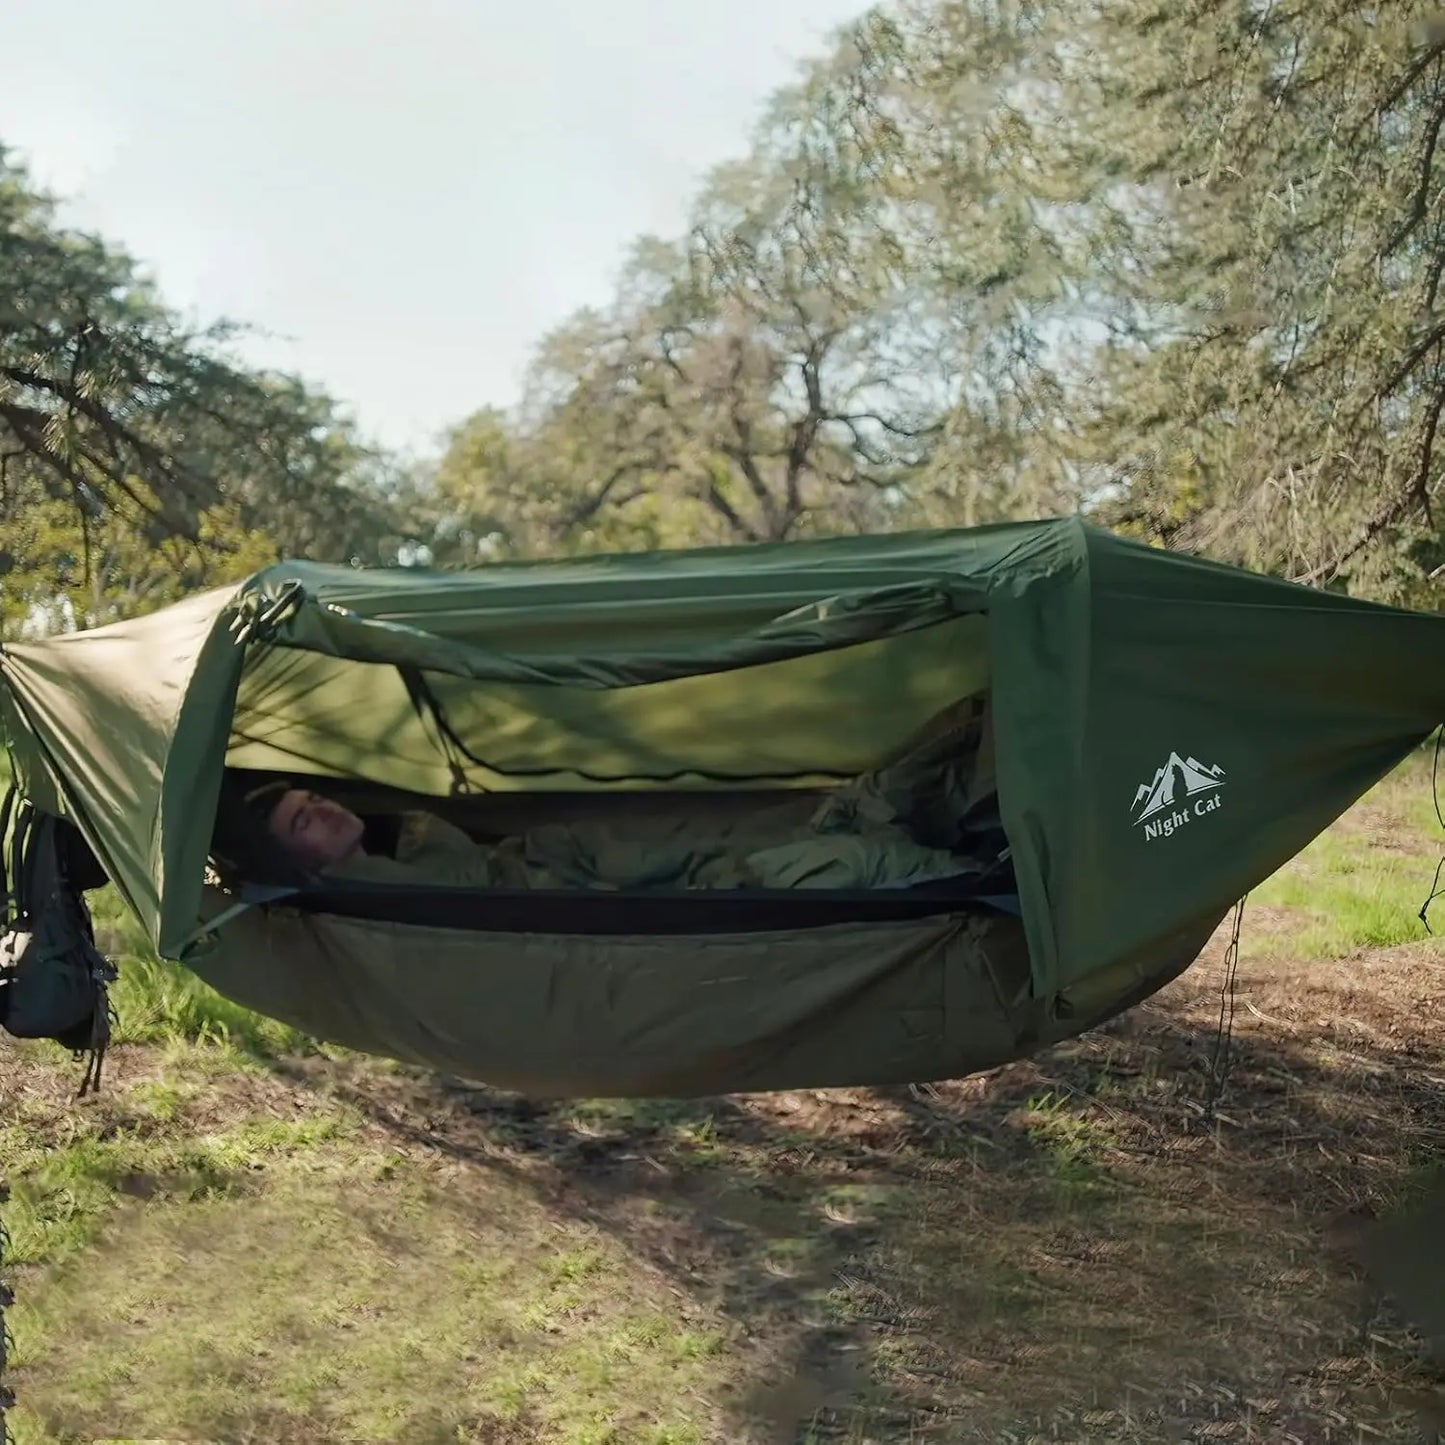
left=16, top=1167, right=727, bottom=1443
left=1248, top=747, right=1444, bottom=961
left=85, top=867, right=318, bottom=1061
left=2, top=1047, right=732, bottom=1444
left=1, top=747, right=1443, bottom=1441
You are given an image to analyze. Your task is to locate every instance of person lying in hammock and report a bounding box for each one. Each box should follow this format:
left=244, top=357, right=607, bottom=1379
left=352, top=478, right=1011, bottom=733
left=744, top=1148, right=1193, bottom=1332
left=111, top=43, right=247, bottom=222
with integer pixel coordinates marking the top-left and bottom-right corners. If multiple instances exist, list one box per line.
left=242, top=698, right=999, bottom=895
left=248, top=780, right=979, bottom=893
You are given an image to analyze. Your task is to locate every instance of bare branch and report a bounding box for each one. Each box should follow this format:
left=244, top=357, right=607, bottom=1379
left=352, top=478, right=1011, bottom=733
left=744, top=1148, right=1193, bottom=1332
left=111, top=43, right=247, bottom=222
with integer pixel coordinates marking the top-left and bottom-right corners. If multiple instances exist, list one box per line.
left=1383, top=88, right=1445, bottom=259
left=560, top=461, right=652, bottom=529
left=783, top=340, right=827, bottom=516
left=702, top=476, right=762, bottom=541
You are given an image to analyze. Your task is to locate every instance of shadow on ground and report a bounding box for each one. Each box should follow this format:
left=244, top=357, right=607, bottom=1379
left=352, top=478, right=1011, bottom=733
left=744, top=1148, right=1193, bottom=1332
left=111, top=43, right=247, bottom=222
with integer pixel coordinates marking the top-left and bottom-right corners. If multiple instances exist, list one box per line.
left=272, top=951, right=1445, bottom=1444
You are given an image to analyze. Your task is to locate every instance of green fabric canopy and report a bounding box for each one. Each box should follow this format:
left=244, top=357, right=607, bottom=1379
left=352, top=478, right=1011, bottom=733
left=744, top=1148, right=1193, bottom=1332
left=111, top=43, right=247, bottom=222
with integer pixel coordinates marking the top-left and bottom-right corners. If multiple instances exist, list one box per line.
left=3, top=517, right=1443, bottom=1015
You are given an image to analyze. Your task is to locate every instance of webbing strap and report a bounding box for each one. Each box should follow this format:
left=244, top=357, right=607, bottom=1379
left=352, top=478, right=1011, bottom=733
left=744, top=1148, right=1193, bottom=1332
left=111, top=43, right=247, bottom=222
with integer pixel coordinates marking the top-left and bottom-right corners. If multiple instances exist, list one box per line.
left=9, top=809, right=35, bottom=928
left=1, top=799, right=33, bottom=934
left=0, top=786, right=15, bottom=929
left=174, top=882, right=303, bottom=958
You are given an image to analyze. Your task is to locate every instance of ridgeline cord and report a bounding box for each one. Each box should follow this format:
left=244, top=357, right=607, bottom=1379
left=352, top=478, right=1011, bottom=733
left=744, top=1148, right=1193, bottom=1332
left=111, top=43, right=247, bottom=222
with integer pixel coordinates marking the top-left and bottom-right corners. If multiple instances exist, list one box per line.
left=1201, top=897, right=1247, bottom=1126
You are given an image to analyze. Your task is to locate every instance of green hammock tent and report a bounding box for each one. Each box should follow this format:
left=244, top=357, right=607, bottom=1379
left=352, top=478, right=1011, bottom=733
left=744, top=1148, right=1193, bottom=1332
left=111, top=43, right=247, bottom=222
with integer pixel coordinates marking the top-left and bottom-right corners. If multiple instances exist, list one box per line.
left=2, top=517, right=1442, bottom=1096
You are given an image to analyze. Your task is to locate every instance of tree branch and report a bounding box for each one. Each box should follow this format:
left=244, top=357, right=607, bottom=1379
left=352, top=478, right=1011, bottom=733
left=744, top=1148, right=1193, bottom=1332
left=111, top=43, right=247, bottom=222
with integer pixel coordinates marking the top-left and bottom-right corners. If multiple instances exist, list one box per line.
left=1305, top=376, right=1445, bottom=584
left=718, top=343, right=780, bottom=533
left=1383, top=88, right=1445, bottom=259
left=1, top=363, right=208, bottom=507
left=560, top=460, right=651, bottom=529
left=1353, top=320, right=1445, bottom=424
left=702, top=476, right=762, bottom=541
left=0, top=399, right=162, bottom=524
left=1367, top=32, right=1445, bottom=129
left=783, top=341, right=827, bottom=518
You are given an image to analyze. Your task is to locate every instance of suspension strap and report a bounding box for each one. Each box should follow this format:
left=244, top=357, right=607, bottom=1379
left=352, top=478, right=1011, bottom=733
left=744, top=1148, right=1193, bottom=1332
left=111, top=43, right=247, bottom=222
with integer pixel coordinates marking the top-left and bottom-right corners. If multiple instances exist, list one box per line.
left=1200, top=897, right=1247, bottom=1126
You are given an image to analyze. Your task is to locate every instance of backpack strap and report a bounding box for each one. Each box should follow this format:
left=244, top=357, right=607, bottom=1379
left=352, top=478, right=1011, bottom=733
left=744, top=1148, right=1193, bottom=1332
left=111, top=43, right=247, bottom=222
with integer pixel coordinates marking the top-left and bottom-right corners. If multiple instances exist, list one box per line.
left=8, top=803, right=35, bottom=928
left=0, top=783, right=15, bottom=929
left=1, top=793, right=34, bottom=935
left=0, top=802, right=118, bottom=1094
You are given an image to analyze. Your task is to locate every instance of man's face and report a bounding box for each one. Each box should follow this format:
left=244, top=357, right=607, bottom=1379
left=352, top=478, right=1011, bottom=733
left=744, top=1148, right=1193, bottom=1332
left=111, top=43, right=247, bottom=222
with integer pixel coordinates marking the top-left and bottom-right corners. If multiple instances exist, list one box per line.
left=267, top=789, right=365, bottom=872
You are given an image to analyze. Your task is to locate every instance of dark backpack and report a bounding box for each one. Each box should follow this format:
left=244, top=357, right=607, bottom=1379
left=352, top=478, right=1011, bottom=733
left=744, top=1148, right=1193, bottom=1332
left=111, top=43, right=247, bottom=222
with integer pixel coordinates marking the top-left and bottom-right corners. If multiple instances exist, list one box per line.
left=0, top=786, right=117, bottom=1094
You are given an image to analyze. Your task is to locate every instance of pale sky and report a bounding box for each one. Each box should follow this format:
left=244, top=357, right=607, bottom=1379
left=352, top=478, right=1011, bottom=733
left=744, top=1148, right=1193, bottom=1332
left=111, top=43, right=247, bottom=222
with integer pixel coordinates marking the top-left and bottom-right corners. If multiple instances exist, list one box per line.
left=1, top=0, right=866, bottom=456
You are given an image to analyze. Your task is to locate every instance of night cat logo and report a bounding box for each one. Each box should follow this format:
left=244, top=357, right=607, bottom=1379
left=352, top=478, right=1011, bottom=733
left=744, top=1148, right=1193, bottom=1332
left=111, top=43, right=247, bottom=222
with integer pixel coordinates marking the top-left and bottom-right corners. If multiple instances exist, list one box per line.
left=1131, top=753, right=1225, bottom=841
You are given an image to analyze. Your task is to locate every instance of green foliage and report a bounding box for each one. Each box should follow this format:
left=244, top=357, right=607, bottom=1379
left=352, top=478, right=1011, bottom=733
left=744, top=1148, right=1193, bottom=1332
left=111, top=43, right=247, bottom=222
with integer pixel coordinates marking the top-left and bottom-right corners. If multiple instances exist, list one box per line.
left=0, top=145, right=404, bottom=634
left=0, top=488, right=281, bottom=636
left=109, top=953, right=316, bottom=1060
left=1070, top=0, right=1445, bottom=599
left=416, top=6, right=1080, bottom=560
left=416, top=1, right=1445, bottom=604
left=9, top=7, right=1445, bottom=603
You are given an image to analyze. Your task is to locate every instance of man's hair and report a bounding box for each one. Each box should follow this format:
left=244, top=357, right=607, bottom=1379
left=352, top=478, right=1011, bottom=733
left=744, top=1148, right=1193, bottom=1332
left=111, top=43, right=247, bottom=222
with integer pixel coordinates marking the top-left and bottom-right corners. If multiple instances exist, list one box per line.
left=210, top=774, right=308, bottom=888
left=241, top=777, right=292, bottom=827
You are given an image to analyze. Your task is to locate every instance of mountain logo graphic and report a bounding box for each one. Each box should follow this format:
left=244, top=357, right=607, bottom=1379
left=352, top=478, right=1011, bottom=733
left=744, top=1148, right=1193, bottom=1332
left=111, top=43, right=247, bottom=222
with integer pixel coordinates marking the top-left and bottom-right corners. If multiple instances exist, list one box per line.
left=1131, top=752, right=1226, bottom=824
